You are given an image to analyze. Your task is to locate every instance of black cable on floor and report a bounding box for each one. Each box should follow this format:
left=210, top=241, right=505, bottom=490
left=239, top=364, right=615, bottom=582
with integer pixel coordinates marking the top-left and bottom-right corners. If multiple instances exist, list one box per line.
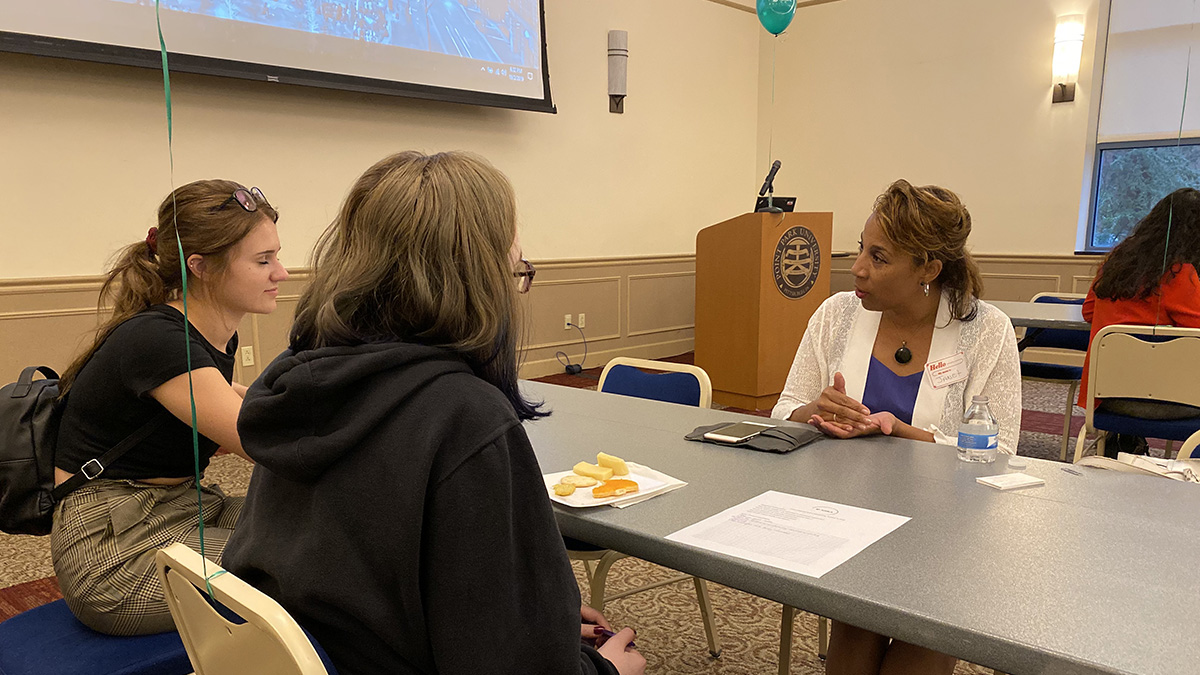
left=556, top=323, right=588, bottom=375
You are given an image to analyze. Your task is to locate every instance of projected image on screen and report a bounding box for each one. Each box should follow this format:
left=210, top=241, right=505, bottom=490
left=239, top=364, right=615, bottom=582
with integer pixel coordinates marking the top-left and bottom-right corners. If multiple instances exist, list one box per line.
left=115, top=0, right=540, bottom=70
left=2, top=0, right=553, bottom=111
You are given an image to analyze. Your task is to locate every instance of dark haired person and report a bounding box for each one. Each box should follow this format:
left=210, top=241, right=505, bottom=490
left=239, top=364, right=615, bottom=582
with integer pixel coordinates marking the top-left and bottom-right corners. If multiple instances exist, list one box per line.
left=52, top=182, right=287, bottom=635
left=223, top=151, right=643, bottom=675
left=1080, top=188, right=1200, bottom=455
left=771, top=179, right=1021, bottom=675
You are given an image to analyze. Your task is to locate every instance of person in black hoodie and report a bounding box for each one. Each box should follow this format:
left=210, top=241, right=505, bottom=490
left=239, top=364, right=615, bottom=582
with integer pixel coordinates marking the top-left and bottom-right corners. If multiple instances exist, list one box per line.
left=223, top=151, right=644, bottom=675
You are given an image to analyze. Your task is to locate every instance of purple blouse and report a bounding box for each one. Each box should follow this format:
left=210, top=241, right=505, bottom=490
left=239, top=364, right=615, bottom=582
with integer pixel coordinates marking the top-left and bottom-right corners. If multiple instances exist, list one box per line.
left=861, top=356, right=922, bottom=425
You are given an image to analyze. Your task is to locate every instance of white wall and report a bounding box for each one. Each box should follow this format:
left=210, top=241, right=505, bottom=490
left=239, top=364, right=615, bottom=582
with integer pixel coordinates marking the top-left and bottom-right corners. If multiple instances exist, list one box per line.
left=756, top=0, right=1100, bottom=255
left=0, top=0, right=761, bottom=279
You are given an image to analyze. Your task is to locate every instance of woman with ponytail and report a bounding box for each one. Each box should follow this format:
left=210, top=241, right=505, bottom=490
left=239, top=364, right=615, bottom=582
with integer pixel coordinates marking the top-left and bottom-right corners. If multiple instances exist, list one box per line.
left=771, top=180, right=1021, bottom=675
left=51, top=179, right=287, bottom=636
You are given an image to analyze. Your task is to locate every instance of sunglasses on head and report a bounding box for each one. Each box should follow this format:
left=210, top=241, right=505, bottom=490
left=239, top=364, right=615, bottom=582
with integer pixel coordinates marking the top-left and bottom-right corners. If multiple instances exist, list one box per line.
left=215, top=187, right=275, bottom=221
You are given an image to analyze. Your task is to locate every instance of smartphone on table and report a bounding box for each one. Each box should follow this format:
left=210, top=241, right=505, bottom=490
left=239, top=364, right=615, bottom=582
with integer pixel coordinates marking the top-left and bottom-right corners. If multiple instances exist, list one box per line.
left=702, top=421, right=776, bottom=444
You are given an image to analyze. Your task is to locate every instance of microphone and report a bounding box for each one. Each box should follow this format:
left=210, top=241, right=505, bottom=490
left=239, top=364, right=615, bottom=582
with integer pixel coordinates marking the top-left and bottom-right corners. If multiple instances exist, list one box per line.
left=758, top=160, right=781, bottom=196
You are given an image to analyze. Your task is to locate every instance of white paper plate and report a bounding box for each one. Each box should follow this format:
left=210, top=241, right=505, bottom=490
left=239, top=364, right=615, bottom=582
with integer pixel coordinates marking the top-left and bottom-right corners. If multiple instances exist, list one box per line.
left=544, top=468, right=667, bottom=508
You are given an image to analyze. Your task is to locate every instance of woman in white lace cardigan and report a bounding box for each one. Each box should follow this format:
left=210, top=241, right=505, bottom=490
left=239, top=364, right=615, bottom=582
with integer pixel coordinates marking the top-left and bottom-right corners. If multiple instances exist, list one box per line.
left=771, top=180, right=1020, bottom=675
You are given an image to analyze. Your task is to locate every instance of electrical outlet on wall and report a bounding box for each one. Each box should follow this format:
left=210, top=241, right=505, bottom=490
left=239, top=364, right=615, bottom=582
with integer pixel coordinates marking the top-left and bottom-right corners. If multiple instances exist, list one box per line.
left=577, top=313, right=586, bottom=329
left=564, top=314, right=572, bottom=330
left=241, top=346, right=255, bottom=367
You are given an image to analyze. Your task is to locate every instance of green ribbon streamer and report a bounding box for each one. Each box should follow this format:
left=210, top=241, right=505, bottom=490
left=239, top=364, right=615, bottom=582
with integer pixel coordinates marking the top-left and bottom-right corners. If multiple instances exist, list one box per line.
left=155, top=0, right=213, bottom=597
left=1156, top=1, right=1195, bottom=332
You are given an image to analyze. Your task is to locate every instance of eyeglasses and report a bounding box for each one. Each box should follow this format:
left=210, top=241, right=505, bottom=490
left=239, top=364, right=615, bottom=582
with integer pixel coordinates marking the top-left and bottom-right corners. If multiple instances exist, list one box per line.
left=514, top=259, right=536, bottom=294
left=215, top=187, right=274, bottom=220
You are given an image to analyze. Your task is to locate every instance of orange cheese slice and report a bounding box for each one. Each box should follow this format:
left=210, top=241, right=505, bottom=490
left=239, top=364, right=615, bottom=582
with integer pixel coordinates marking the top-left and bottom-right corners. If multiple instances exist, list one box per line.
left=592, top=479, right=640, bottom=499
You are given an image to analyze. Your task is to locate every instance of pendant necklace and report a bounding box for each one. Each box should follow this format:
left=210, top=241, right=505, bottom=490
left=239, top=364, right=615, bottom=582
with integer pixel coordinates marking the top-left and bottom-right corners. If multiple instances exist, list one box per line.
left=885, top=314, right=930, bottom=365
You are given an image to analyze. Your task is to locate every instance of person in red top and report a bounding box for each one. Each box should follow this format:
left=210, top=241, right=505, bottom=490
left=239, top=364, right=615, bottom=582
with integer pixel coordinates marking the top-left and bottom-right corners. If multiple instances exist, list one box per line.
left=1079, top=187, right=1200, bottom=455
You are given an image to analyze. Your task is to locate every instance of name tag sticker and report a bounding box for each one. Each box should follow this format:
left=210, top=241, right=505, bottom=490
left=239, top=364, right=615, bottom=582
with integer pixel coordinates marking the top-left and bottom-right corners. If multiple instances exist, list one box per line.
left=926, top=352, right=968, bottom=389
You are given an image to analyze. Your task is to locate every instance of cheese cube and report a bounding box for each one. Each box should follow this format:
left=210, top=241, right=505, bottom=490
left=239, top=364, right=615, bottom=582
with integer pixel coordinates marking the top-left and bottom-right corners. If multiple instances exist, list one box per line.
left=572, top=462, right=614, bottom=481
left=596, top=452, right=629, bottom=476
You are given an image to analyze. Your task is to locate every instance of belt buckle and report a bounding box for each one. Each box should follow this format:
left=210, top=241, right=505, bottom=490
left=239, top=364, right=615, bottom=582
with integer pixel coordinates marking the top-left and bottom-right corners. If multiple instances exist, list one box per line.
left=80, top=458, right=105, bottom=480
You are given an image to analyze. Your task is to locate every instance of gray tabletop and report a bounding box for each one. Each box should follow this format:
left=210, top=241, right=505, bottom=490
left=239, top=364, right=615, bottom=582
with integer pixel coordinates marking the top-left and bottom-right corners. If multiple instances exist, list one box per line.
left=990, top=300, right=1090, bottom=331
left=522, top=380, right=1200, bottom=675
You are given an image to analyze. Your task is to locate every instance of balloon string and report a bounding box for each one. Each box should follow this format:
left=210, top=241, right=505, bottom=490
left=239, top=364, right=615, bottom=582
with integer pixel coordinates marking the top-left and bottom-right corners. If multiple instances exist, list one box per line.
left=768, top=35, right=777, bottom=165
left=1154, top=0, right=1194, bottom=334
left=154, top=0, right=213, bottom=598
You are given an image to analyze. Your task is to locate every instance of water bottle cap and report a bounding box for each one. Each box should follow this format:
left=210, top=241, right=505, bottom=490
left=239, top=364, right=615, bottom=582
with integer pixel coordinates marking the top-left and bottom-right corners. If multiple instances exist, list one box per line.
left=1007, top=456, right=1028, bottom=471
left=972, top=395, right=989, bottom=404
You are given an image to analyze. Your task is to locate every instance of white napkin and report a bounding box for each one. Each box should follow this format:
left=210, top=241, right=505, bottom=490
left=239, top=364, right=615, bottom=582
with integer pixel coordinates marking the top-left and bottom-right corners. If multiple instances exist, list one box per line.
left=609, top=462, right=687, bottom=508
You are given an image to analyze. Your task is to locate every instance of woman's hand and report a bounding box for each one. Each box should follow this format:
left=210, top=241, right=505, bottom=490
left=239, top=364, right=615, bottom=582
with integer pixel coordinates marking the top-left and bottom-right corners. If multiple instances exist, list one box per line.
left=580, top=605, right=644, bottom=675
left=810, top=411, right=898, bottom=439
left=812, top=372, right=873, bottom=430
left=580, top=603, right=613, bottom=643
left=597, top=628, right=646, bottom=675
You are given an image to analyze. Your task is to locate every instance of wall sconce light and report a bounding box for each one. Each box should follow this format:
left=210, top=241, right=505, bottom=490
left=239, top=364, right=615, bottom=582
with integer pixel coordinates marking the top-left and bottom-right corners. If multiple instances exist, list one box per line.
left=608, top=30, right=628, bottom=113
left=1052, top=14, right=1085, bottom=103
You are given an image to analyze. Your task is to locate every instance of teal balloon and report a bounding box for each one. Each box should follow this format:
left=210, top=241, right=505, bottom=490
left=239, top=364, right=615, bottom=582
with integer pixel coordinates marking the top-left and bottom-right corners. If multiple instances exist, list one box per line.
left=757, top=0, right=796, bottom=35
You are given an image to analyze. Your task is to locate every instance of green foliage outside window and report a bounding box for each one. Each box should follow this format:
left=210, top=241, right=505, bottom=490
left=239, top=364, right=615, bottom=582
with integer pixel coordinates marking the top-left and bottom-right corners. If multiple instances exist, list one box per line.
left=1092, top=142, right=1200, bottom=249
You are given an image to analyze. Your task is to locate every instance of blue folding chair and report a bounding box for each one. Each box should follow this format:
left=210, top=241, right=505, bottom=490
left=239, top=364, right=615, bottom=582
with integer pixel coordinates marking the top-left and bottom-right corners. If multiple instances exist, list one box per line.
left=1073, top=325, right=1200, bottom=462
left=1019, top=293, right=1089, bottom=460
left=567, top=357, right=721, bottom=658
left=0, top=599, right=191, bottom=675
left=596, top=357, right=713, bottom=408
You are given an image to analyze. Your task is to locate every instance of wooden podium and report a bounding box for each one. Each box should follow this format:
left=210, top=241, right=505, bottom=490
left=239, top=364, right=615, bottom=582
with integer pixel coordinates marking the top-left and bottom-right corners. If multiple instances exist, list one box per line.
left=694, top=212, right=832, bottom=410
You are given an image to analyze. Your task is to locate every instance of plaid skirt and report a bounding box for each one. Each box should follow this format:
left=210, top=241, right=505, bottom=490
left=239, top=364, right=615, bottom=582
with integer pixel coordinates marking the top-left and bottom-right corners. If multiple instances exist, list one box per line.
left=50, top=477, right=243, bottom=636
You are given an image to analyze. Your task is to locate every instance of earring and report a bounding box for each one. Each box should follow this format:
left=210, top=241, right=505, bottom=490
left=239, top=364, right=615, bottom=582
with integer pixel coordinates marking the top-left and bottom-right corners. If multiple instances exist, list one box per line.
left=922, top=282, right=929, bottom=297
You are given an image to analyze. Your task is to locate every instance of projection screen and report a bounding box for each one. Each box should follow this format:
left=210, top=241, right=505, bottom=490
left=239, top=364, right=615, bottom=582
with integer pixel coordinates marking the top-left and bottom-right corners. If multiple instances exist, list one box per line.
left=0, top=0, right=555, bottom=113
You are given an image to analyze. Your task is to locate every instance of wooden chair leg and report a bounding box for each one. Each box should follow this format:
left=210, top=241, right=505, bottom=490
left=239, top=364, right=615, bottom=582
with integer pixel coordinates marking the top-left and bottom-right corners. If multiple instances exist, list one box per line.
left=778, top=605, right=794, bottom=675
left=818, top=615, right=829, bottom=659
left=1061, top=381, right=1078, bottom=462
left=1165, top=440, right=1176, bottom=459
left=1074, top=424, right=1090, bottom=463
left=587, top=552, right=621, bottom=612
left=692, top=577, right=722, bottom=658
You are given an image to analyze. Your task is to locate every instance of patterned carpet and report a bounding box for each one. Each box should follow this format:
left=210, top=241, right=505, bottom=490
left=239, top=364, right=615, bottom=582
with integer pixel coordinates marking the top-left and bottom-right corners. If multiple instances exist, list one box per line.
left=0, top=352, right=1128, bottom=673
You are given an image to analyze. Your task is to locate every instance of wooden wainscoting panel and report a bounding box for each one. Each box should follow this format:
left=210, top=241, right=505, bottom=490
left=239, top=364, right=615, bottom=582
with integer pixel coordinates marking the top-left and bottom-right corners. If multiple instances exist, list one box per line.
left=252, top=297, right=301, bottom=376
left=518, top=257, right=696, bottom=378
left=829, top=254, right=1100, bottom=303
left=627, top=272, right=695, bottom=337
left=978, top=273, right=1061, bottom=302
left=524, top=276, right=621, bottom=350
left=0, top=313, right=100, bottom=378
left=830, top=268, right=856, bottom=295
left=6, top=253, right=1100, bottom=382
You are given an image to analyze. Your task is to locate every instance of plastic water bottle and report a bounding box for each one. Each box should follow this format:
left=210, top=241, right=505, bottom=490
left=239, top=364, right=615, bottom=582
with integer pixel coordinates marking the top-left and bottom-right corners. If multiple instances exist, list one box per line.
left=957, top=395, right=998, bottom=463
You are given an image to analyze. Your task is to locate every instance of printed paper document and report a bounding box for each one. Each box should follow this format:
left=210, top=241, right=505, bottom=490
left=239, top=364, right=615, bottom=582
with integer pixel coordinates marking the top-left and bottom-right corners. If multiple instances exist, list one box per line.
left=665, top=491, right=910, bottom=578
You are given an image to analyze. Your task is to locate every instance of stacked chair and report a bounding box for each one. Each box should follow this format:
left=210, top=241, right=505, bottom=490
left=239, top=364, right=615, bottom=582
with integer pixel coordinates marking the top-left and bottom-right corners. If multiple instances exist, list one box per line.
left=1017, top=293, right=1089, bottom=461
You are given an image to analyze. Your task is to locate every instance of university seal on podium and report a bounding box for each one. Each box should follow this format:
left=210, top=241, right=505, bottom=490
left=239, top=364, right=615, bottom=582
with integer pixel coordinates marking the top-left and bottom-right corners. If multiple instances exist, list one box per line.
left=772, top=226, right=821, bottom=299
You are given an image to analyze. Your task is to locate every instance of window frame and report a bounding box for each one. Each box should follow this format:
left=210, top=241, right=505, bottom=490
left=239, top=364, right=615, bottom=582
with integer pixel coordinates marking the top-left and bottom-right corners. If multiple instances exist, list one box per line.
left=1084, top=136, right=1200, bottom=253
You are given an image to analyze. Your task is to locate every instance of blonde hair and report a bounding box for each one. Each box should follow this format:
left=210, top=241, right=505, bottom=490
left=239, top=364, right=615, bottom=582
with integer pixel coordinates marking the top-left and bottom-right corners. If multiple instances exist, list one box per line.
left=60, top=180, right=278, bottom=394
left=872, top=179, right=983, bottom=321
left=291, top=151, right=543, bottom=418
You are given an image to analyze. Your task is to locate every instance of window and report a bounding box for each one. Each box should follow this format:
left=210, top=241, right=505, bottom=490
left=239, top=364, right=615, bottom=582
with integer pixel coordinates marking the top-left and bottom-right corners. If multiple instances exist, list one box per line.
left=1083, top=0, right=1200, bottom=251
left=1089, top=139, right=1200, bottom=249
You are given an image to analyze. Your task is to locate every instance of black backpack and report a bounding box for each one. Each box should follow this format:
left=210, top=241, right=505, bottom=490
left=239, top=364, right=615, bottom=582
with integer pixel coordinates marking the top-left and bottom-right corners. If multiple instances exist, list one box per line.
left=0, top=366, right=167, bottom=536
